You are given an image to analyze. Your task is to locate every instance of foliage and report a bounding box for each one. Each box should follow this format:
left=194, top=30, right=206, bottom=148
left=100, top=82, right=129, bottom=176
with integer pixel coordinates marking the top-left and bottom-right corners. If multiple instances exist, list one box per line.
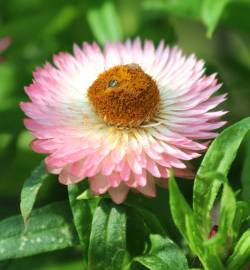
left=0, top=0, right=250, bottom=269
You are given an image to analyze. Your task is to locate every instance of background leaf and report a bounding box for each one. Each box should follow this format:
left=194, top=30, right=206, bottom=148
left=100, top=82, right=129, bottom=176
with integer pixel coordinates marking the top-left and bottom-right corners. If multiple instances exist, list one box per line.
left=20, top=161, right=48, bottom=223
left=87, top=1, right=123, bottom=45
left=202, top=0, right=231, bottom=37
left=0, top=201, right=79, bottom=261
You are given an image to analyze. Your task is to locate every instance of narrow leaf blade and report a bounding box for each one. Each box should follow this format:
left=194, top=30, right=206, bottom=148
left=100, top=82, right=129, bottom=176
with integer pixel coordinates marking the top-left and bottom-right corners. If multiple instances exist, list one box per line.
left=20, top=161, right=48, bottom=223
left=169, top=173, right=193, bottom=239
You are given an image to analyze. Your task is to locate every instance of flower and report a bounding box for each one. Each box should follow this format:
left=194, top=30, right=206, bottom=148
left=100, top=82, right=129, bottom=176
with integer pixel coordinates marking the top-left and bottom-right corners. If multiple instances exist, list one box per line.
left=0, top=36, right=11, bottom=62
left=21, top=38, right=226, bottom=204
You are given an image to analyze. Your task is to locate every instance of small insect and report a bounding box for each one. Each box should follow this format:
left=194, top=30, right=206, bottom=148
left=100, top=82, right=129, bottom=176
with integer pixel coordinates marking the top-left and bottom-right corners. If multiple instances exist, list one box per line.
left=209, top=225, right=218, bottom=238
left=108, top=79, right=118, bottom=88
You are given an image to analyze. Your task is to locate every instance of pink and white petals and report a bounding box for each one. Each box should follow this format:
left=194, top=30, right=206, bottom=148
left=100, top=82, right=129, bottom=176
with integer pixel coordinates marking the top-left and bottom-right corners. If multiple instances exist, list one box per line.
left=21, top=38, right=226, bottom=204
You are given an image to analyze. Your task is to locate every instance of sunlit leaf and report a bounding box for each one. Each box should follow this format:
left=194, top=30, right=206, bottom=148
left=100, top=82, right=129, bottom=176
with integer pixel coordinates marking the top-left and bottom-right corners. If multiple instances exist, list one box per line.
left=0, top=202, right=79, bottom=261
left=169, top=172, right=193, bottom=240
left=20, top=161, right=48, bottom=223
left=76, top=188, right=97, bottom=200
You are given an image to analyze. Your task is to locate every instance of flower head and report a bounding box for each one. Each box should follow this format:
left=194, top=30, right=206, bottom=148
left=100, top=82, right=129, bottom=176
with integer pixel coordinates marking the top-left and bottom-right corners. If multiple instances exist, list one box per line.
left=21, top=38, right=226, bottom=203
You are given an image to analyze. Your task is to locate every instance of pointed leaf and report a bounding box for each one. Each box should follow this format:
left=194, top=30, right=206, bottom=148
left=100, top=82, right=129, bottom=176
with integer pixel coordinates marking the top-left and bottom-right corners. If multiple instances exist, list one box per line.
left=169, top=173, right=193, bottom=240
left=20, top=161, right=48, bottom=223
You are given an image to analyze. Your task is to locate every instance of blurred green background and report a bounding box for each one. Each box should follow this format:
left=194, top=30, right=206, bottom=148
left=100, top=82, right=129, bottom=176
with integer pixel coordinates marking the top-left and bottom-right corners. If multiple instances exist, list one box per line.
left=0, top=0, right=250, bottom=269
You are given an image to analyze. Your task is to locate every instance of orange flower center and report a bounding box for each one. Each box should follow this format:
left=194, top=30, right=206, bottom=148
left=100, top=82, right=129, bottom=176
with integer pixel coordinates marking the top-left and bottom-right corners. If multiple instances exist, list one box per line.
left=87, top=64, right=160, bottom=128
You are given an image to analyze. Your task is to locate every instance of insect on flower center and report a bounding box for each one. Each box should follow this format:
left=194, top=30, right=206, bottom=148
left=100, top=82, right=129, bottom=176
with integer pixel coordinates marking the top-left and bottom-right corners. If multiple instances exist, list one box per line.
left=87, top=64, right=160, bottom=128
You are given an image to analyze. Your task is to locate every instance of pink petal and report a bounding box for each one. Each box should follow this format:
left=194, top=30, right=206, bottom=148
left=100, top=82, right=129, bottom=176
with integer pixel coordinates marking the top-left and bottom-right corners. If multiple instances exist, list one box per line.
left=89, top=174, right=110, bottom=194
left=108, top=183, right=129, bottom=204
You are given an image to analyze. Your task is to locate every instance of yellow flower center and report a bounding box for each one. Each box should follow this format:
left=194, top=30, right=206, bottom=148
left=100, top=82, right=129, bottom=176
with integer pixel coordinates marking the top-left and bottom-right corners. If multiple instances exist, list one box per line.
left=87, top=64, right=160, bottom=128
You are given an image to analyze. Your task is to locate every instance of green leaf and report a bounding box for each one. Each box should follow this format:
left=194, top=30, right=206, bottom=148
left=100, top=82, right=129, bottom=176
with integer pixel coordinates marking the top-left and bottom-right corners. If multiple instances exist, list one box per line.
left=169, top=174, right=224, bottom=270
left=204, top=183, right=236, bottom=259
left=125, top=200, right=166, bottom=236
left=202, top=0, right=231, bottom=37
left=0, top=201, right=79, bottom=261
left=241, top=133, right=250, bottom=207
left=68, top=182, right=95, bottom=245
left=68, top=182, right=97, bottom=268
left=233, top=201, right=249, bottom=235
left=133, top=234, right=188, bottom=270
left=185, top=215, right=204, bottom=258
left=218, top=184, right=237, bottom=239
left=169, top=172, right=193, bottom=240
left=143, top=0, right=202, bottom=20
left=193, top=117, right=250, bottom=237
left=87, top=1, right=123, bottom=45
left=20, top=161, right=48, bottom=223
left=88, top=200, right=127, bottom=270
left=227, top=229, right=250, bottom=270
left=41, top=5, right=78, bottom=37
left=134, top=207, right=166, bottom=236
left=126, top=208, right=148, bottom=258
left=76, top=188, right=97, bottom=200
left=0, top=11, right=57, bottom=43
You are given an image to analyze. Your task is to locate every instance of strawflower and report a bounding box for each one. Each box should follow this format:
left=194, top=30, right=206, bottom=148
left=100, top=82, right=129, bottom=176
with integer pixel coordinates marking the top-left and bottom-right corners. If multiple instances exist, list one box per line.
left=21, top=39, right=226, bottom=203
